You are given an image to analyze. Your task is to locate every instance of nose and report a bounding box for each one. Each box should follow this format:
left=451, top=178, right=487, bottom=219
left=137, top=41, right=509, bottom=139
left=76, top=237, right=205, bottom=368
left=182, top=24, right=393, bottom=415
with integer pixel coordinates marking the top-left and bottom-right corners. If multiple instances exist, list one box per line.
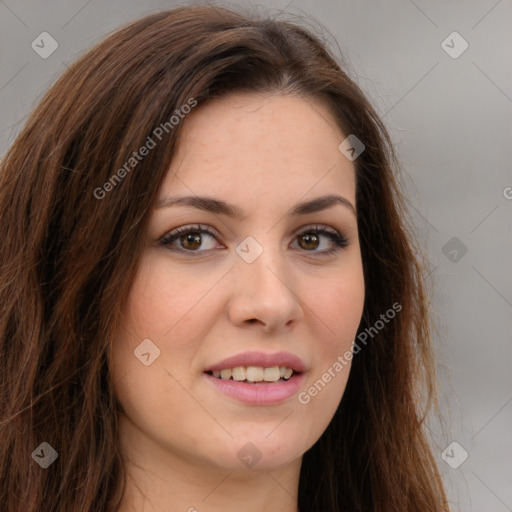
left=227, top=242, right=304, bottom=332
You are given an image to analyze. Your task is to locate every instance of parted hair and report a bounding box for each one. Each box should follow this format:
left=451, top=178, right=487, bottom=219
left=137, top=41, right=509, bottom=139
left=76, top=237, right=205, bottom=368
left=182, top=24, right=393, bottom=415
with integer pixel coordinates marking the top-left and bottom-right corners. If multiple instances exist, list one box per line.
left=0, top=5, right=448, bottom=511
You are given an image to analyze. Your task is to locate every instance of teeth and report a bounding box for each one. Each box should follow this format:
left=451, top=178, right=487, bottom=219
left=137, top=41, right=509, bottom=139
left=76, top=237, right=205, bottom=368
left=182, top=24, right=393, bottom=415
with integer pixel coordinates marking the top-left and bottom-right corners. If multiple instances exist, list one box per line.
left=246, top=366, right=264, bottom=382
left=263, top=366, right=281, bottom=382
left=209, top=365, right=295, bottom=382
left=232, top=366, right=246, bottom=381
left=220, top=369, right=232, bottom=380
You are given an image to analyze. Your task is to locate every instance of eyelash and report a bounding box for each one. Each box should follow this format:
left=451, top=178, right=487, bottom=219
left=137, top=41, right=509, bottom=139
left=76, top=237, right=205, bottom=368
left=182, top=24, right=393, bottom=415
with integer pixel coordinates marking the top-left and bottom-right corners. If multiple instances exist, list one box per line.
left=159, top=223, right=348, bottom=257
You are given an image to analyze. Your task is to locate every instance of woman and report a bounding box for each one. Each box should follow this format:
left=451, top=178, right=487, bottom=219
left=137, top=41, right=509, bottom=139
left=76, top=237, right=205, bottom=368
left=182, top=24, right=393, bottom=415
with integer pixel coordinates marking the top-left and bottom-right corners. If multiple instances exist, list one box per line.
left=0, top=6, right=448, bottom=511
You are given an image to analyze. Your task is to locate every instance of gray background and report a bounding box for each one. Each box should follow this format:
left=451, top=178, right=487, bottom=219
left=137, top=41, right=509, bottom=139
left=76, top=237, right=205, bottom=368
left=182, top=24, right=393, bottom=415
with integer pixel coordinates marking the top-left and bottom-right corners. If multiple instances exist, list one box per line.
left=1, top=1, right=511, bottom=510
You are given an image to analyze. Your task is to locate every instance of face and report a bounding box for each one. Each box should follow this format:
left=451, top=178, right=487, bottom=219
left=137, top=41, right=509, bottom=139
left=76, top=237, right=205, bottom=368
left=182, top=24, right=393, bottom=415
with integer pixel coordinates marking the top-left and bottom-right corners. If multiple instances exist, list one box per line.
left=110, top=92, right=365, bottom=474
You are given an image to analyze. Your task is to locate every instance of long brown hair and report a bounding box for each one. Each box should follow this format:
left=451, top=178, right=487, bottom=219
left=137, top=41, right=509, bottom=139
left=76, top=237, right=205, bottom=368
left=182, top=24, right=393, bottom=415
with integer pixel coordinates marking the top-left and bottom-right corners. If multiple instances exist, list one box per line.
left=0, top=6, right=448, bottom=511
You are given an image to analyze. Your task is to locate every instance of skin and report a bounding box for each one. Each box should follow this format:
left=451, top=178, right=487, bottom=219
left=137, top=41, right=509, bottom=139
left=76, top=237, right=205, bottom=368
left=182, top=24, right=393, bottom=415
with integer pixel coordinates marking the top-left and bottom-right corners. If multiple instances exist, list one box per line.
left=109, top=92, right=365, bottom=512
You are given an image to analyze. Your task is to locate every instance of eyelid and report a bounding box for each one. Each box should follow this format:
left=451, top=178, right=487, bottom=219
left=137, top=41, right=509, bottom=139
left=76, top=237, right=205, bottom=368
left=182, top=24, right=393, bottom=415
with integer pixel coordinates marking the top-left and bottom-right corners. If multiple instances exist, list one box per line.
left=291, top=223, right=338, bottom=237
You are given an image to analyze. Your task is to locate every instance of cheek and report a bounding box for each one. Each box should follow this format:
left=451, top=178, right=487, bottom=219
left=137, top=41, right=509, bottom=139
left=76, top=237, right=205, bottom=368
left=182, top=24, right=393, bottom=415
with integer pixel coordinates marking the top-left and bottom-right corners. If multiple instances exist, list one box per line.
left=308, top=266, right=365, bottom=345
left=108, top=262, right=208, bottom=451
left=120, top=254, right=220, bottom=338
left=109, top=253, right=225, bottom=419
left=298, top=267, right=364, bottom=414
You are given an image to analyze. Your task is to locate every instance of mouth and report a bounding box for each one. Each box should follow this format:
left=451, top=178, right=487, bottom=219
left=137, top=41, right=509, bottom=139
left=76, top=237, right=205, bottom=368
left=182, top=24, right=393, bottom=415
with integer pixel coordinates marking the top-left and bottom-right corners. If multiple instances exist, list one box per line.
left=204, top=365, right=299, bottom=384
left=203, top=351, right=307, bottom=404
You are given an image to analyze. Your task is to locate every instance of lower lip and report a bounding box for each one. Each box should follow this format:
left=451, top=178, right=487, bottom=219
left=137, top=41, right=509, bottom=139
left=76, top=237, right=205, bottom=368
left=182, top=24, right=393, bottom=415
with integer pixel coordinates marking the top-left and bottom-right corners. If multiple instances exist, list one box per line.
left=204, top=372, right=306, bottom=405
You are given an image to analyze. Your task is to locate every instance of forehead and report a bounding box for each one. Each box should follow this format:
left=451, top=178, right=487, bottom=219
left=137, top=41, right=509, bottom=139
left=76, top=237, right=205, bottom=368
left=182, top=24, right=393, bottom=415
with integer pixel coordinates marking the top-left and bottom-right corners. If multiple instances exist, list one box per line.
left=160, top=93, right=356, bottom=207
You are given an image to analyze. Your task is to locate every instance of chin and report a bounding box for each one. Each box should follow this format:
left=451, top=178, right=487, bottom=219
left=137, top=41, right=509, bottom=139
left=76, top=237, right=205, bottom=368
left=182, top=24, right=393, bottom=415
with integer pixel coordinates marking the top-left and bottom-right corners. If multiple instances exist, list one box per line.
left=199, top=428, right=307, bottom=473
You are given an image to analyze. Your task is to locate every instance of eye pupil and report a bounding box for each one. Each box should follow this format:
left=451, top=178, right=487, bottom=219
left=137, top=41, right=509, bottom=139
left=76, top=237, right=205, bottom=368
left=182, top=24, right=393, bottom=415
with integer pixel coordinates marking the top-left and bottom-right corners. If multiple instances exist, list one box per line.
left=300, top=233, right=319, bottom=250
left=182, top=232, right=202, bottom=250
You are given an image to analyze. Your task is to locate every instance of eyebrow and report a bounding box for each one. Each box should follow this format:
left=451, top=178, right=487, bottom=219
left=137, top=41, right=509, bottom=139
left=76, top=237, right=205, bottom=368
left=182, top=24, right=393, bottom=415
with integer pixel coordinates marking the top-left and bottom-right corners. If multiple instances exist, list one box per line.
left=156, top=193, right=356, bottom=218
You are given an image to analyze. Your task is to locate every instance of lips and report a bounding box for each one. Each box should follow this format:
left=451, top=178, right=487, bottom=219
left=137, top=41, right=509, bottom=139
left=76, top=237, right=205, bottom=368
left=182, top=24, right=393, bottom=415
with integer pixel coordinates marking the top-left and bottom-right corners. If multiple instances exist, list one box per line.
left=203, top=351, right=307, bottom=405
left=204, top=371, right=306, bottom=405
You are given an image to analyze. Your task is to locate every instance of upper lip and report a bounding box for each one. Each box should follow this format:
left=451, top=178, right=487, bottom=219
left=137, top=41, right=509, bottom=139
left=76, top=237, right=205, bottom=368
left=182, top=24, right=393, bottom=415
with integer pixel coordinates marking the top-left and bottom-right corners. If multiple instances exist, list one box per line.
left=204, top=351, right=307, bottom=373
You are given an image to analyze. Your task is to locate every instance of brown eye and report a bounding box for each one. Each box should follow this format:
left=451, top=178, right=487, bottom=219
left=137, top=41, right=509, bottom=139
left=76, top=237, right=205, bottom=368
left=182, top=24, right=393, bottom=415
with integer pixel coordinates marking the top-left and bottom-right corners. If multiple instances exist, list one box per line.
left=180, top=232, right=202, bottom=250
left=160, top=224, right=219, bottom=254
left=298, top=232, right=320, bottom=251
left=292, top=226, right=349, bottom=256
left=160, top=224, right=348, bottom=257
